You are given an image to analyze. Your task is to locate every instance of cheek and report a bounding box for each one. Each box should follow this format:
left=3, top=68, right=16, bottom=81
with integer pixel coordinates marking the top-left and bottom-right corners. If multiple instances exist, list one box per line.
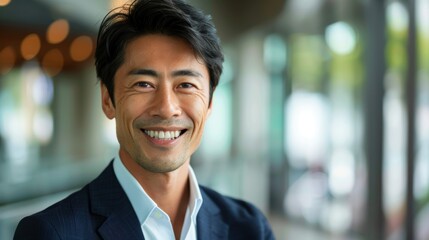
left=184, top=94, right=210, bottom=123
left=189, top=104, right=210, bottom=136
left=116, top=97, right=145, bottom=131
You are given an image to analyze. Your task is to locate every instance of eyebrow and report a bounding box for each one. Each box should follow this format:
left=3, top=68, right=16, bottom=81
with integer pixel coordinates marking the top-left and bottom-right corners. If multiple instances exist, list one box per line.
left=129, top=69, right=158, bottom=77
left=128, top=69, right=203, bottom=78
left=172, top=69, right=203, bottom=78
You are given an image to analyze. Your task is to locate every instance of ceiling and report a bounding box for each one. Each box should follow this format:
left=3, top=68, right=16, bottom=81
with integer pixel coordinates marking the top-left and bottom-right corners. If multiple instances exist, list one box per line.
left=0, top=0, right=289, bottom=73
left=1, top=0, right=288, bottom=41
left=189, top=0, right=286, bottom=41
left=0, top=0, right=105, bottom=73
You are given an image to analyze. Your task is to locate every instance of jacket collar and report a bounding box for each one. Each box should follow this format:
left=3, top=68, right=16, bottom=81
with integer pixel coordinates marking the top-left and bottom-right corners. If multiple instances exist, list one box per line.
left=88, top=161, right=145, bottom=240
left=88, top=161, right=229, bottom=240
left=197, top=187, right=229, bottom=239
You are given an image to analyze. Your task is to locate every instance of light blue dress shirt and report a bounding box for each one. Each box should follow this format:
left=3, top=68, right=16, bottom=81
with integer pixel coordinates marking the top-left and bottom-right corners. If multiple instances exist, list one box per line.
left=113, top=156, right=203, bottom=240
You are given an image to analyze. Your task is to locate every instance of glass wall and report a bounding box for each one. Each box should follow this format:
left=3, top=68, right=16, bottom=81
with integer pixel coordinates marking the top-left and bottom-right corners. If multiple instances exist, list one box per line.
left=267, top=0, right=428, bottom=239
left=0, top=0, right=428, bottom=239
left=0, top=1, right=113, bottom=238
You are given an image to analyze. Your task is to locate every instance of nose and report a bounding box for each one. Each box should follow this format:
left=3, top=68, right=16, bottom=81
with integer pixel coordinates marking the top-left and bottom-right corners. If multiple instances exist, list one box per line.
left=149, top=85, right=182, bottom=119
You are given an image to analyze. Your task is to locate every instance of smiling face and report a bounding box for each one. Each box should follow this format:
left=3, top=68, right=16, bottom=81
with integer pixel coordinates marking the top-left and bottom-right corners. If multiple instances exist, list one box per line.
left=101, top=34, right=212, bottom=173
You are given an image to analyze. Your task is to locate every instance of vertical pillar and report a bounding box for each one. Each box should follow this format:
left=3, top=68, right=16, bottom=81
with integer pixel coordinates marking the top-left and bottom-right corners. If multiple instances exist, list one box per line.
left=405, top=0, right=417, bottom=239
left=364, top=0, right=386, bottom=239
left=232, top=33, right=270, bottom=212
left=264, top=34, right=288, bottom=214
left=49, top=68, right=105, bottom=161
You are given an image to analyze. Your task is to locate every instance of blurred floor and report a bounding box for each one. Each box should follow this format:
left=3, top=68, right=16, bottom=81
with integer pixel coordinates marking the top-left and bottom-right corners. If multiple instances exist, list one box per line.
left=270, top=214, right=361, bottom=240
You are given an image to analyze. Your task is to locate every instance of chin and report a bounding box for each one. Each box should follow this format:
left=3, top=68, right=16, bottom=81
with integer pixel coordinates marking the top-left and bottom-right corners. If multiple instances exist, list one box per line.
left=137, top=158, right=186, bottom=173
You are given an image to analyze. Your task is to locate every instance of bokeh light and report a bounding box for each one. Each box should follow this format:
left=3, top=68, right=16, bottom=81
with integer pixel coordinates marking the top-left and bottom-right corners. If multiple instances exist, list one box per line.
left=42, top=49, right=64, bottom=76
left=0, top=46, right=16, bottom=74
left=0, top=0, right=11, bottom=7
left=46, top=19, right=70, bottom=44
left=20, top=34, right=41, bottom=60
left=325, top=22, right=357, bottom=55
left=70, top=36, right=93, bottom=62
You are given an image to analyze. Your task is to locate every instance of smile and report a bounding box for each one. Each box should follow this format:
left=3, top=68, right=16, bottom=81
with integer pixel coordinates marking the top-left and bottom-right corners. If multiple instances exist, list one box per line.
left=143, top=129, right=187, bottom=140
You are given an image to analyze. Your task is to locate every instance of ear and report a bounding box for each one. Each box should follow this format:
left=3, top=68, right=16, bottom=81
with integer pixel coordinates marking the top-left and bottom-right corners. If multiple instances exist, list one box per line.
left=101, top=83, right=115, bottom=119
left=207, top=97, right=214, bottom=117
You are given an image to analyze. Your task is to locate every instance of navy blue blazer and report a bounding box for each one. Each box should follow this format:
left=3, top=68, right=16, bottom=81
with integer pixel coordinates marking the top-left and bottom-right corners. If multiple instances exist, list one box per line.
left=14, top=161, right=275, bottom=239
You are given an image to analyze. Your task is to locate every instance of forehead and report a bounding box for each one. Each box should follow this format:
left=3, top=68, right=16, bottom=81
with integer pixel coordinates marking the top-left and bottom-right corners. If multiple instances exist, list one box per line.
left=123, top=34, right=204, bottom=67
left=114, top=34, right=210, bottom=86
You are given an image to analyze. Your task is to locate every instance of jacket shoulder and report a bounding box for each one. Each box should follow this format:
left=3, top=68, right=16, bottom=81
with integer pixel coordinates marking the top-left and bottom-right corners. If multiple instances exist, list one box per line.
left=199, top=186, right=275, bottom=239
left=200, top=186, right=261, bottom=217
left=14, top=213, right=62, bottom=240
left=13, top=186, right=94, bottom=240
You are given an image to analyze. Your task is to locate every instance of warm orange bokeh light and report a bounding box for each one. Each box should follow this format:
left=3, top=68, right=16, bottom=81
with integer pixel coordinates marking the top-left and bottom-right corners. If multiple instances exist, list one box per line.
left=0, top=46, right=16, bottom=74
left=70, top=36, right=93, bottom=62
left=42, top=49, right=64, bottom=76
left=46, top=19, right=70, bottom=44
left=21, top=34, right=41, bottom=60
left=0, top=0, right=11, bottom=7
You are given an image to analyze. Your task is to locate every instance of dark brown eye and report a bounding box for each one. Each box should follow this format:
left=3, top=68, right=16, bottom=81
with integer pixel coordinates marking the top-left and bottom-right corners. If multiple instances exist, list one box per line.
left=135, top=82, right=153, bottom=88
left=179, top=83, right=195, bottom=89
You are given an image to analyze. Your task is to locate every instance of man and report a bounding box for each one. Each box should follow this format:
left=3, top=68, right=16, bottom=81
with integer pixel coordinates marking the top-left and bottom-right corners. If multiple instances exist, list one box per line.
left=14, top=0, right=274, bottom=239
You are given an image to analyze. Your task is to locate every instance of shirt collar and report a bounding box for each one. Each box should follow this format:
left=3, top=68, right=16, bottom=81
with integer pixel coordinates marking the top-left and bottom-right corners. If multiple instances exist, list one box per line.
left=113, top=156, right=203, bottom=225
left=188, top=164, right=203, bottom=223
left=113, top=156, right=156, bottom=225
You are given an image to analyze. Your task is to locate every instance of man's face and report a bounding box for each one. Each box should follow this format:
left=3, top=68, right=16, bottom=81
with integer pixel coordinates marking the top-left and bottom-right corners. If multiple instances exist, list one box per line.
left=101, top=34, right=212, bottom=173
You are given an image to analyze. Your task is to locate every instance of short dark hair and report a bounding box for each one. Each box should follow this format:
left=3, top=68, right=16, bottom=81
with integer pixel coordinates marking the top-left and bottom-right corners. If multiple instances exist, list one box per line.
left=95, top=0, right=224, bottom=105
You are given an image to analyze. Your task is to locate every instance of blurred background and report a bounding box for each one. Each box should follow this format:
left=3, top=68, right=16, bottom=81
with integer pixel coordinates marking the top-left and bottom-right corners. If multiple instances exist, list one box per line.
left=0, top=0, right=428, bottom=239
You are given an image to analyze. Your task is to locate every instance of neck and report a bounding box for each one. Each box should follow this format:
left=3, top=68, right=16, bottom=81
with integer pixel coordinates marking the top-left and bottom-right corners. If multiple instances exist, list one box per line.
left=119, top=150, right=191, bottom=239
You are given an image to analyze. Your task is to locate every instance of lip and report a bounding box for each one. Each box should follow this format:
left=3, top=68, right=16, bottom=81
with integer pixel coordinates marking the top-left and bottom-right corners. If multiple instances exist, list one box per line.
left=143, top=127, right=186, bottom=131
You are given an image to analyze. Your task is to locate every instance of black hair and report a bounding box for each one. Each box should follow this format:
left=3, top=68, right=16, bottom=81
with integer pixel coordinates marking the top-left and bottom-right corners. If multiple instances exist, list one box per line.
left=95, top=0, right=224, bottom=105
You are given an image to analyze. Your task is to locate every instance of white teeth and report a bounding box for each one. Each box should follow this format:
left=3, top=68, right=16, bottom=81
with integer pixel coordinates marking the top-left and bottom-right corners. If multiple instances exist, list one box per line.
left=165, top=132, right=171, bottom=139
left=144, top=130, right=182, bottom=140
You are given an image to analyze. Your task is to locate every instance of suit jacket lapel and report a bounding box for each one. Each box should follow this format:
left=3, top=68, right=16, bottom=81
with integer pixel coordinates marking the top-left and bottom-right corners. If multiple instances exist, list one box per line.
left=88, top=162, right=230, bottom=240
left=97, top=209, right=144, bottom=240
left=197, top=188, right=229, bottom=240
left=88, top=161, right=144, bottom=240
